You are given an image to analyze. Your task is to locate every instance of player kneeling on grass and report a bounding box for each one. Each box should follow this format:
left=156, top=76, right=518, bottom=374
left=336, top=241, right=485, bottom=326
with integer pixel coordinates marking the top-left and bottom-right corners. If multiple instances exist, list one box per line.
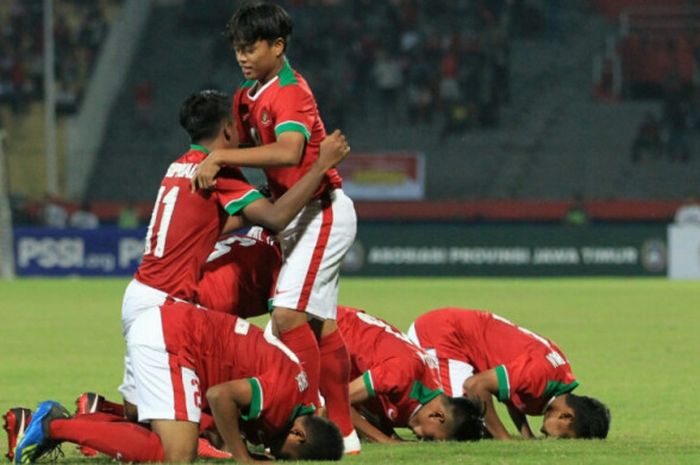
left=336, top=306, right=485, bottom=443
left=408, top=308, right=610, bottom=440
left=13, top=302, right=343, bottom=464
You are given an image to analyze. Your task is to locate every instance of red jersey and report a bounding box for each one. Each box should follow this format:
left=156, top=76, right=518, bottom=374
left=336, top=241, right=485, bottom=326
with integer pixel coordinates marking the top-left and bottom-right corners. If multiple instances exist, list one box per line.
left=197, top=227, right=282, bottom=318
left=159, top=301, right=315, bottom=445
left=412, top=308, right=579, bottom=415
left=337, top=306, right=443, bottom=427
left=233, top=59, right=342, bottom=200
left=135, top=146, right=263, bottom=300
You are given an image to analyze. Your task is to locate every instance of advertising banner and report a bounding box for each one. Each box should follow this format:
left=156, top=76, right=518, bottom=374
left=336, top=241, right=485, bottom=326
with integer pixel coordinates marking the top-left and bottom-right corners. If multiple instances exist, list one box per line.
left=338, top=152, right=425, bottom=200
left=13, top=227, right=145, bottom=276
left=341, top=223, right=668, bottom=276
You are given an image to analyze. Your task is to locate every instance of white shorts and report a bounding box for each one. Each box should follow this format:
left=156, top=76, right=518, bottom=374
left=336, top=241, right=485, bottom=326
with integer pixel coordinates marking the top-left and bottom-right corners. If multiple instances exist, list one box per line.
left=272, top=189, right=356, bottom=320
left=407, top=323, right=474, bottom=397
left=127, top=307, right=201, bottom=423
left=119, top=279, right=168, bottom=404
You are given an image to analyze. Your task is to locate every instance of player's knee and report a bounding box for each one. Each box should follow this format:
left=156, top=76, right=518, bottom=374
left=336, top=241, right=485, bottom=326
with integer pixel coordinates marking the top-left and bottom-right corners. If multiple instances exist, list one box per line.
left=272, top=307, right=307, bottom=333
left=123, top=400, right=138, bottom=422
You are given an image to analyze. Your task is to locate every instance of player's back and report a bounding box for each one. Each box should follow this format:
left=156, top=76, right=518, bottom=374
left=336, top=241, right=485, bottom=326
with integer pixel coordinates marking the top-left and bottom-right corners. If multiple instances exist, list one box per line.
left=234, top=61, right=342, bottom=200
left=135, top=148, right=256, bottom=301
left=416, top=308, right=563, bottom=372
left=337, top=306, right=426, bottom=376
left=197, top=227, right=282, bottom=317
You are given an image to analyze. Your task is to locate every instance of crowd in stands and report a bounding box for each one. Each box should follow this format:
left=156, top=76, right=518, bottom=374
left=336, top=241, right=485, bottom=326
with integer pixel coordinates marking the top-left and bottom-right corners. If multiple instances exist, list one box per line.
left=0, top=0, right=121, bottom=118
left=181, top=0, right=552, bottom=138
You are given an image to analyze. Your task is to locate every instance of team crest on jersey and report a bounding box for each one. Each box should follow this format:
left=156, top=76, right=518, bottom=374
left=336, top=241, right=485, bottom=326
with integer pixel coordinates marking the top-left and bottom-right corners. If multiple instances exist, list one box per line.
left=295, top=371, right=309, bottom=392
left=261, top=109, right=271, bottom=126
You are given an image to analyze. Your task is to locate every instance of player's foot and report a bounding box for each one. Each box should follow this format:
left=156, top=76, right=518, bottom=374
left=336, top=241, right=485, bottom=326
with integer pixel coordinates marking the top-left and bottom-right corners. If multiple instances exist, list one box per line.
left=74, top=393, right=105, bottom=457
left=3, top=408, right=32, bottom=462
left=14, top=401, right=70, bottom=464
left=343, top=429, right=361, bottom=455
left=197, top=437, right=232, bottom=459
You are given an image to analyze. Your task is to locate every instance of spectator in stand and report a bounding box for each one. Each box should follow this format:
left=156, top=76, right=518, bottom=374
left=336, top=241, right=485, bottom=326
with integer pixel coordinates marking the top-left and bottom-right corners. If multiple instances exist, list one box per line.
left=69, top=202, right=100, bottom=229
left=39, top=194, right=68, bottom=228
left=564, top=193, right=589, bottom=227
left=134, top=80, right=155, bottom=131
left=631, top=112, right=663, bottom=162
left=674, top=195, right=700, bottom=224
left=372, top=47, right=403, bottom=124
left=118, top=202, right=141, bottom=229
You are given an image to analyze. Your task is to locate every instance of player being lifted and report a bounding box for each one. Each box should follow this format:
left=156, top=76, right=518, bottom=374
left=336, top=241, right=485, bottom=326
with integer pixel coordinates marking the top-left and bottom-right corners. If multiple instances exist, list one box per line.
left=120, top=89, right=349, bottom=423
left=408, top=308, right=611, bottom=440
left=192, top=2, right=359, bottom=452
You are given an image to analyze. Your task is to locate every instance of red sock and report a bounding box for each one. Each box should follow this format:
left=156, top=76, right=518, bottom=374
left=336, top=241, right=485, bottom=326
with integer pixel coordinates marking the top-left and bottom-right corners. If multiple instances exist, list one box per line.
left=280, top=323, right=321, bottom=406
left=50, top=414, right=164, bottom=462
left=198, top=412, right=215, bottom=433
left=319, top=329, right=354, bottom=436
left=100, top=398, right=125, bottom=417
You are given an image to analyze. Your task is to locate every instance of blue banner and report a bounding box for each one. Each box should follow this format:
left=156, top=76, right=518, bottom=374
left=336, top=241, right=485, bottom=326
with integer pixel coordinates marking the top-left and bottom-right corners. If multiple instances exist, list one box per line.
left=13, top=227, right=146, bottom=276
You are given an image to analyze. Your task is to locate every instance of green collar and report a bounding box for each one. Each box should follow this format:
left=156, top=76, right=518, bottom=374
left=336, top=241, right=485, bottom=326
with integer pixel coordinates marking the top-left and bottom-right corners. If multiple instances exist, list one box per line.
left=190, top=144, right=210, bottom=155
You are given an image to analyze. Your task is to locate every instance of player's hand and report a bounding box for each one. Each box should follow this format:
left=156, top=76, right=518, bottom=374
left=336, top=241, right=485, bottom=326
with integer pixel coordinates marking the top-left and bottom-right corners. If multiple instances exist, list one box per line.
left=191, top=152, right=222, bottom=192
left=317, top=129, right=350, bottom=171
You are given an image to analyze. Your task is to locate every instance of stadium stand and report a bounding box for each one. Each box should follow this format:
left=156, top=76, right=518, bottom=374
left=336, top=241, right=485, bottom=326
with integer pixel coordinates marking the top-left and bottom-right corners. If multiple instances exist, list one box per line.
left=6, top=0, right=700, bottom=224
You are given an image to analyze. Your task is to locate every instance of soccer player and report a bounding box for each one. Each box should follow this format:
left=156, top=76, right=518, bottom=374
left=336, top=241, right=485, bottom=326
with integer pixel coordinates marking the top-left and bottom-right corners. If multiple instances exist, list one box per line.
left=120, top=89, right=349, bottom=420
left=336, top=306, right=484, bottom=443
left=408, top=308, right=611, bottom=440
left=13, top=302, right=343, bottom=464
left=197, top=226, right=281, bottom=318
left=191, top=2, right=359, bottom=451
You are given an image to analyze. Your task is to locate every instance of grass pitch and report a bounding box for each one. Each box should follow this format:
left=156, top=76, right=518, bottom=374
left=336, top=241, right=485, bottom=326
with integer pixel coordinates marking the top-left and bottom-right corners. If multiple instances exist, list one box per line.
left=1, top=277, right=699, bottom=464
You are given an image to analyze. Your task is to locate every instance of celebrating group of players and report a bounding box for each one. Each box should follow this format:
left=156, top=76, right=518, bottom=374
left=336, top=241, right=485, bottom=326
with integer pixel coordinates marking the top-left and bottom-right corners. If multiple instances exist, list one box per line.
left=5, top=2, right=610, bottom=464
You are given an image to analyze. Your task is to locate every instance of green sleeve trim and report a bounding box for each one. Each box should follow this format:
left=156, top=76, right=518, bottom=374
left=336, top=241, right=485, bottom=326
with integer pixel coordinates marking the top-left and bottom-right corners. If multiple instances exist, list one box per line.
left=287, top=403, right=316, bottom=424
left=240, top=378, right=263, bottom=421
left=362, top=371, right=376, bottom=398
left=495, top=365, right=510, bottom=402
left=409, top=381, right=443, bottom=405
left=224, top=190, right=264, bottom=216
left=543, top=380, right=580, bottom=399
left=274, top=121, right=310, bottom=141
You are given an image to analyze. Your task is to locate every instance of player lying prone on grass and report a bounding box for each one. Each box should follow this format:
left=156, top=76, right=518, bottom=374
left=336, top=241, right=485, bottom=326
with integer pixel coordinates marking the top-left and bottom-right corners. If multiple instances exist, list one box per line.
left=408, top=308, right=611, bottom=440
left=13, top=302, right=343, bottom=464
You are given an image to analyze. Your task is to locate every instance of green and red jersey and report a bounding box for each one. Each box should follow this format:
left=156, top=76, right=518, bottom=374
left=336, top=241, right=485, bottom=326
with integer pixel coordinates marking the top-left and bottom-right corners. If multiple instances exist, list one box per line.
left=233, top=59, right=342, bottom=200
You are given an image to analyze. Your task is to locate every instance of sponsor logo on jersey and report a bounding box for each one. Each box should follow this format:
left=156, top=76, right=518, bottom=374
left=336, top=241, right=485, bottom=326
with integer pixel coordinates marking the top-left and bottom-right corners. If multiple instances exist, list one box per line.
left=295, top=371, right=309, bottom=392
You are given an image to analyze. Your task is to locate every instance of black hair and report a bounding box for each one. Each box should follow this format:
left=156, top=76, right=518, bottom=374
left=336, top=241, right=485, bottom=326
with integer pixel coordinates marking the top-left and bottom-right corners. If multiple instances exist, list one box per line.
left=565, top=394, right=611, bottom=439
left=178, top=90, right=231, bottom=143
left=224, top=1, right=293, bottom=51
left=295, top=415, right=343, bottom=461
left=446, top=396, right=485, bottom=441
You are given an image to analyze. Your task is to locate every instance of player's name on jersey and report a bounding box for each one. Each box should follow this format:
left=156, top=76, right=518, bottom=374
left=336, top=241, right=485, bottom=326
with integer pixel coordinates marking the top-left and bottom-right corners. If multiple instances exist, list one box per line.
left=165, top=163, right=198, bottom=179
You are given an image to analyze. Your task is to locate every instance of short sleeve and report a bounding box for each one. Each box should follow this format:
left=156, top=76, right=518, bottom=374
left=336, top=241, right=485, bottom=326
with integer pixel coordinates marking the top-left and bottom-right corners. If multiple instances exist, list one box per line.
left=215, top=168, right=264, bottom=216
left=495, top=351, right=579, bottom=405
left=364, top=356, right=423, bottom=398
left=233, top=88, right=253, bottom=146
left=272, top=86, right=315, bottom=142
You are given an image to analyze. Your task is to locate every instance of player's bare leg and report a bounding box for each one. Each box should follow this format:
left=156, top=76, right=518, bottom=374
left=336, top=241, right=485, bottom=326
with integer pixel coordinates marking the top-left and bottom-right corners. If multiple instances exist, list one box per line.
left=150, top=420, right=199, bottom=463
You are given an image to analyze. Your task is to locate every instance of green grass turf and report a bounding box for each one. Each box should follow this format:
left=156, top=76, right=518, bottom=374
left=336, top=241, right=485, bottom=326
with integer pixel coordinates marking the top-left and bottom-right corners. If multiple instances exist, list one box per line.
left=1, top=277, right=699, bottom=464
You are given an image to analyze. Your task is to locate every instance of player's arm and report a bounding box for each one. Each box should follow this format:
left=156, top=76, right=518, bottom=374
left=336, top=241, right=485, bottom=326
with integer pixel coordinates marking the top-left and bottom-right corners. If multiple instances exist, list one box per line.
left=206, top=380, right=256, bottom=463
left=192, top=131, right=306, bottom=191
left=348, top=376, right=402, bottom=444
left=462, top=369, right=513, bottom=440
left=506, top=402, right=535, bottom=439
left=236, top=130, right=348, bottom=232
